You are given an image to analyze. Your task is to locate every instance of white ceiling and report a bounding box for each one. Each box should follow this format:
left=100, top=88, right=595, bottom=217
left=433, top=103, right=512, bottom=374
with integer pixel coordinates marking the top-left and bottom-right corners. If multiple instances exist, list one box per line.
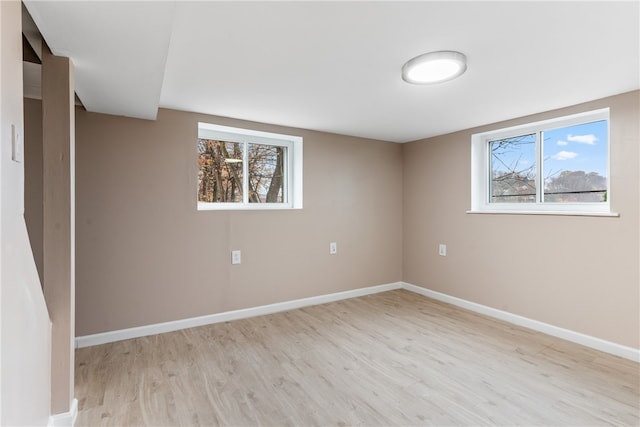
left=24, top=1, right=640, bottom=143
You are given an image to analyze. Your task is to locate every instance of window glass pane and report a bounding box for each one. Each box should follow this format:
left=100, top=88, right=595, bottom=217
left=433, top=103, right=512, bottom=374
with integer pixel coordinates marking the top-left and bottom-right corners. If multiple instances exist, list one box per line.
left=490, top=134, right=537, bottom=203
left=248, top=144, right=285, bottom=203
left=542, top=120, right=607, bottom=203
left=197, top=139, right=243, bottom=203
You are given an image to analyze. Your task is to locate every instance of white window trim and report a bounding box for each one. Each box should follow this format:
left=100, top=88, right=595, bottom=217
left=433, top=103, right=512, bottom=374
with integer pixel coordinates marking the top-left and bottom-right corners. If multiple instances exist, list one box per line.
left=197, top=122, right=303, bottom=210
left=469, top=109, right=617, bottom=216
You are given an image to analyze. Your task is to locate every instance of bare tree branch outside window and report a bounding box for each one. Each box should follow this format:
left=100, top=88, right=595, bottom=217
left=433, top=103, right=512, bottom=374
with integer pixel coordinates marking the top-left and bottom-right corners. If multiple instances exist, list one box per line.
left=490, top=134, right=537, bottom=203
left=489, top=120, right=607, bottom=204
left=197, top=139, right=285, bottom=204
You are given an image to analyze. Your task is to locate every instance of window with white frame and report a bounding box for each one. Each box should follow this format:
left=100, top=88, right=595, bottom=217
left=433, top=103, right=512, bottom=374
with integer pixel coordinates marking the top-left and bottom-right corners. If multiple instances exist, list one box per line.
left=197, top=122, right=303, bottom=210
left=470, top=109, right=611, bottom=214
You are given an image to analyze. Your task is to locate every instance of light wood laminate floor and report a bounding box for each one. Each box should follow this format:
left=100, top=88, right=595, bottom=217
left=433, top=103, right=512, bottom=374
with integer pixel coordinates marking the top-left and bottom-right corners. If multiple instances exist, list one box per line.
left=75, top=290, right=639, bottom=426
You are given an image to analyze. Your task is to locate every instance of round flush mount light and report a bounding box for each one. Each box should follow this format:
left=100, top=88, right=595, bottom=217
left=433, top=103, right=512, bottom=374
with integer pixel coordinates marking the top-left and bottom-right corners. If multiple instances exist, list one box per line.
left=402, top=51, right=467, bottom=85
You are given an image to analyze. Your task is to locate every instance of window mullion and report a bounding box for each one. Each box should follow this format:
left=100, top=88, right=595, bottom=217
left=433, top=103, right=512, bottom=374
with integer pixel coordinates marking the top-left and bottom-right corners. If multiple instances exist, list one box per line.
left=486, top=138, right=492, bottom=205
left=243, top=141, right=249, bottom=204
left=536, top=131, right=543, bottom=203
left=286, top=145, right=291, bottom=204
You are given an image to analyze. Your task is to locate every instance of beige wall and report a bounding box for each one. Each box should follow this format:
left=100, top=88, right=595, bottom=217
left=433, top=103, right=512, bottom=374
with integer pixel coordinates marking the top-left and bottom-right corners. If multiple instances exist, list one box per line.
left=24, top=98, right=43, bottom=283
left=403, top=91, right=639, bottom=349
left=74, top=108, right=403, bottom=336
left=1, top=1, right=52, bottom=425
left=36, top=88, right=639, bottom=350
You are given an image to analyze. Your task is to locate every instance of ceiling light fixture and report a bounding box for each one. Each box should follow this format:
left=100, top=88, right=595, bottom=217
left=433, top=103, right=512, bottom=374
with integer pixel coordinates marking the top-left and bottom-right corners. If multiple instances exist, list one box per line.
left=402, top=51, right=467, bottom=85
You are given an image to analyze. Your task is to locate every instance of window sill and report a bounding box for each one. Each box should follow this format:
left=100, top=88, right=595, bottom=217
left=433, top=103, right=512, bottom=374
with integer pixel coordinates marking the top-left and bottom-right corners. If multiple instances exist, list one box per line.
left=198, top=202, right=300, bottom=211
left=466, top=210, right=619, bottom=217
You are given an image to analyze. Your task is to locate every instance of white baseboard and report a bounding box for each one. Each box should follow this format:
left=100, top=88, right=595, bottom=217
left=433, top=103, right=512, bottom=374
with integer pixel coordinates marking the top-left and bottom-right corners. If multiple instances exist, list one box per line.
left=402, top=282, right=640, bottom=362
left=75, top=281, right=639, bottom=363
left=75, top=282, right=403, bottom=348
left=48, top=398, right=78, bottom=427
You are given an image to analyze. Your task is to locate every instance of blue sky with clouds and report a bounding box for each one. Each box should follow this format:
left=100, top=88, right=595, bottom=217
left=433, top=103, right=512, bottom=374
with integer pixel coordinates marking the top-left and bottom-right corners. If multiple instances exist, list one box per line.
left=490, top=120, right=608, bottom=182
left=543, top=120, right=608, bottom=179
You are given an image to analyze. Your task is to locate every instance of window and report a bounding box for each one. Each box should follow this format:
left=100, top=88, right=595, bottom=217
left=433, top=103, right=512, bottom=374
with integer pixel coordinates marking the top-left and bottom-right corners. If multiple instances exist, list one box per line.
left=197, top=123, right=302, bottom=210
left=471, top=109, right=612, bottom=215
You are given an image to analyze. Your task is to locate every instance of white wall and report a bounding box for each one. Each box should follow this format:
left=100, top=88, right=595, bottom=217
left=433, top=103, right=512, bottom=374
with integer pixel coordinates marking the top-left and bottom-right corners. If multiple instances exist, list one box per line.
left=0, top=1, right=52, bottom=425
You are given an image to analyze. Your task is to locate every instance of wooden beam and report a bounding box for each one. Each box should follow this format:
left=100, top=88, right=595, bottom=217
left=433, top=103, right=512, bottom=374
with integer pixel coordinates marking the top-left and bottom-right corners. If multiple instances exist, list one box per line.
left=42, top=48, right=75, bottom=415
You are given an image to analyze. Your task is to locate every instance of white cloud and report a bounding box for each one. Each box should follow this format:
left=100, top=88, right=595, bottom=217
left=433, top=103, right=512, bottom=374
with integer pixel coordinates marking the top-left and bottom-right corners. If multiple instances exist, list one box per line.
left=567, top=134, right=597, bottom=145
left=557, top=140, right=568, bottom=146
left=552, top=151, right=579, bottom=160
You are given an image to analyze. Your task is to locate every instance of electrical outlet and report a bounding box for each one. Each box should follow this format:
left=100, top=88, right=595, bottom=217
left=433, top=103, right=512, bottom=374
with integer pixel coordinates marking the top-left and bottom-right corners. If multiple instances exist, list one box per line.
left=439, top=244, right=447, bottom=256
left=231, top=250, right=241, bottom=265
left=329, top=242, right=337, bottom=255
